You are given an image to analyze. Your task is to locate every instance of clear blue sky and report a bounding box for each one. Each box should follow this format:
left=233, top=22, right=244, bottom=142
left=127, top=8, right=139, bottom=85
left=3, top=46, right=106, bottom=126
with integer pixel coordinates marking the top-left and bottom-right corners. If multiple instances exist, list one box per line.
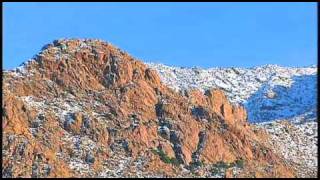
left=3, top=2, right=317, bottom=70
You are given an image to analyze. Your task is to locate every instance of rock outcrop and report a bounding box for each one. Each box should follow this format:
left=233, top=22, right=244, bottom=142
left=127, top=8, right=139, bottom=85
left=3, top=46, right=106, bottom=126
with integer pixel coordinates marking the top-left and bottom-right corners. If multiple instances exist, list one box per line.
left=2, top=39, right=294, bottom=178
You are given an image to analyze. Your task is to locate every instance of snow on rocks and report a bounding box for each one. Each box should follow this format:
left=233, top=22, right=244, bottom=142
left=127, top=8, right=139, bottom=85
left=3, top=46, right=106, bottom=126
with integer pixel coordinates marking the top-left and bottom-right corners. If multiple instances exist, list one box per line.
left=147, top=63, right=317, bottom=123
left=254, top=118, right=318, bottom=177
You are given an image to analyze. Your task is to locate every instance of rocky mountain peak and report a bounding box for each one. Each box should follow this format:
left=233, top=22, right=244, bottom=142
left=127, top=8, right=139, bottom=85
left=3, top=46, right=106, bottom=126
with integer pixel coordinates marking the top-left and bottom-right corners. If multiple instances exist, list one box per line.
left=3, top=39, right=296, bottom=178
left=4, top=39, right=162, bottom=98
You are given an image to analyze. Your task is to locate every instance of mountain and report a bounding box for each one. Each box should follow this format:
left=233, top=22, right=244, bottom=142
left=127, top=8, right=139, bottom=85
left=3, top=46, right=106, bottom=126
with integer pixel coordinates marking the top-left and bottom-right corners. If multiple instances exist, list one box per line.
left=146, top=62, right=318, bottom=177
left=146, top=63, right=317, bottom=123
left=2, top=39, right=299, bottom=178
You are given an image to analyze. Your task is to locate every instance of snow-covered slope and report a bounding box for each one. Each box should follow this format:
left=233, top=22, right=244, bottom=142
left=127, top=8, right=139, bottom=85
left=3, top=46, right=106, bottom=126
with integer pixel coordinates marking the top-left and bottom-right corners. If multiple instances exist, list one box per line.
left=254, top=119, right=318, bottom=177
left=246, top=74, right=316, bottom=122
left=147, top=63, right=317, bottom=123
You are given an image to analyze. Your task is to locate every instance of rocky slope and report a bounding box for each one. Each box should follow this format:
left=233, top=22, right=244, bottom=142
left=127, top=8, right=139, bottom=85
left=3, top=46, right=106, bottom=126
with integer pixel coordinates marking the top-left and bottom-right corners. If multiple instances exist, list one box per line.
left=147, top=62, right=318, bottom=177
left=254, top=119, right=317, bottom=178
left=2, top=39, right=295, bottom=178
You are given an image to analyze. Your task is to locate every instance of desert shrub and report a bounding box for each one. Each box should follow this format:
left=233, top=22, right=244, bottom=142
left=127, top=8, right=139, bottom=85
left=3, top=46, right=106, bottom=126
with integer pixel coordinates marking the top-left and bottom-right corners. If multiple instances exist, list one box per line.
left=235, top=159, right=244, bottom=168
left=151, top=148, right=180, bottom=166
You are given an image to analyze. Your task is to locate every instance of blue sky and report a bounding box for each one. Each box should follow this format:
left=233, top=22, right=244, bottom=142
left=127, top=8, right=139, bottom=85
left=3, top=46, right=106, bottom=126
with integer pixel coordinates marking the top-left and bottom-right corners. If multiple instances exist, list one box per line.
left=3, top=2, right=317, bottom=69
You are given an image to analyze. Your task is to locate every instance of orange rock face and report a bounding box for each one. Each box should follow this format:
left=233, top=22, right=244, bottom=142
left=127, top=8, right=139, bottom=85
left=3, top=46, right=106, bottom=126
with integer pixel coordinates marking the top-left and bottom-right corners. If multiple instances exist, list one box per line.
left=2, top=39, right=294, bottom=178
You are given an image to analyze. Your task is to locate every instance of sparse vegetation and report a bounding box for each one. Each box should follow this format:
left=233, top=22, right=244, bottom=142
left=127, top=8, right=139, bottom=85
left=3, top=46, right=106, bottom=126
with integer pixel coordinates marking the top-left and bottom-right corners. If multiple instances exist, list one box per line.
left=213, top=161, right=230, bottom=169
left=235, top=159, right=244, bottom=168
left=151, top=148, right=180, bottom=166
left=189, top=159, right=206, bottom=171
left=211, top=159, right=245, bottom=176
